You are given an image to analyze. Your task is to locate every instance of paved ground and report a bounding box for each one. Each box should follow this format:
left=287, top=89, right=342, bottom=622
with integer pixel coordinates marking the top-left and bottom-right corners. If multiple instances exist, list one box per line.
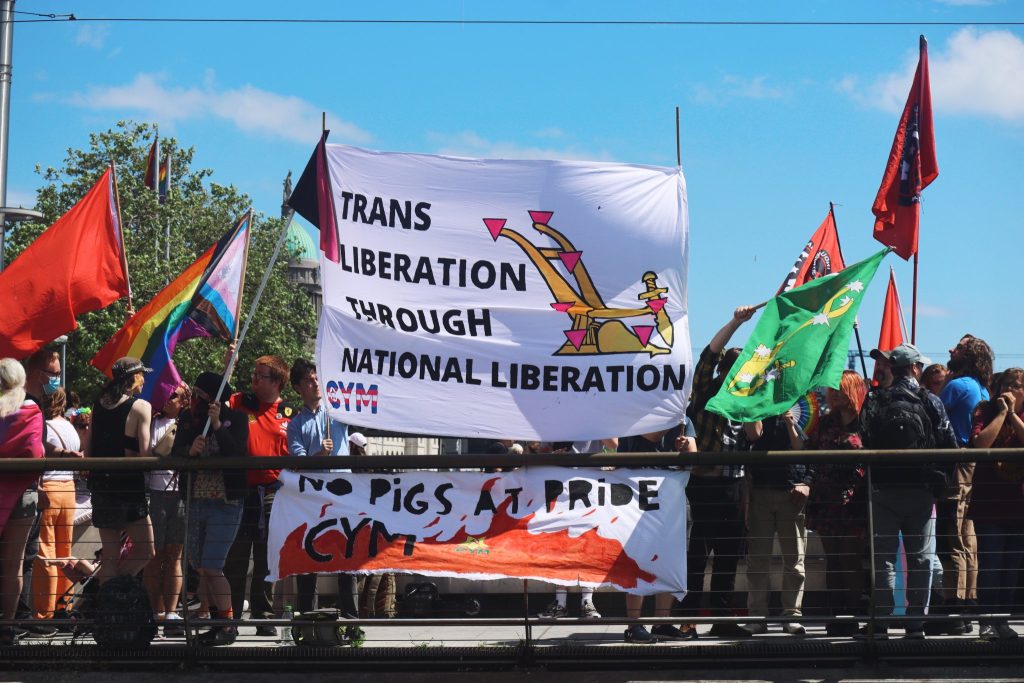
left=7, top=616, right=1023, bottom=648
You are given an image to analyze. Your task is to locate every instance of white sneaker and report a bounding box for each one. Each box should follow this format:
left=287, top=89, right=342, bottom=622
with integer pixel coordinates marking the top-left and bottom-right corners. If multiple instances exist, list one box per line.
left=783, top=621, right=806, bottom=635
left=581, top=601, right=602, bottom=619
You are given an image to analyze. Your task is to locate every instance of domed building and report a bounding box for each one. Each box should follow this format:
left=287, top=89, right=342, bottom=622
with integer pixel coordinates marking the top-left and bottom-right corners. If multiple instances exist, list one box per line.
left=285, top=219, right=322, bottom=318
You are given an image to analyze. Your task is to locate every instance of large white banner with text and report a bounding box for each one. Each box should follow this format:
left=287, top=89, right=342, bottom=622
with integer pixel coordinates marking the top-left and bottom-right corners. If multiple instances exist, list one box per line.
left=316, top=145, right=690, bottom=441
left=267, top=467, right=689, bottom=595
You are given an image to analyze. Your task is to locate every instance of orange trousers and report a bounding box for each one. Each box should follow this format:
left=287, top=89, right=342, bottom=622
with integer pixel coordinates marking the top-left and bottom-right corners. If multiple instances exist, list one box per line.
left=31, top=479, right=76, bottom=619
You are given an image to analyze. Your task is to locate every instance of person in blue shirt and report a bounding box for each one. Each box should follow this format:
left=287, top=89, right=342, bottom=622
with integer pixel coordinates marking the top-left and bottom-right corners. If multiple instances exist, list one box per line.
left=931, top=335, right=993, bottom=634
left=287, top=359, right=349, bottom=461
left=286, top=358, right=357, bottom=616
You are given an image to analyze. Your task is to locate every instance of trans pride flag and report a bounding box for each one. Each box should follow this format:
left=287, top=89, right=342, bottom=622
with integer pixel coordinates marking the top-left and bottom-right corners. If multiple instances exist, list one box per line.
left=92, top=212, right=251, bottom=411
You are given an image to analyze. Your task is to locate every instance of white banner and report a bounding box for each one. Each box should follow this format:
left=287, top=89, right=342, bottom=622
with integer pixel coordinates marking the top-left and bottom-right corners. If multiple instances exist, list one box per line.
left=316, top=145, right=691, bottom=441
left=267, top=467, right=688, bottom=595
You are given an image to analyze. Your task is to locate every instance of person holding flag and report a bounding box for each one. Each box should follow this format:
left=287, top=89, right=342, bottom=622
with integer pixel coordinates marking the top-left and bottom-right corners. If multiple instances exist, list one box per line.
left=286, top=358, right=354, bottom=616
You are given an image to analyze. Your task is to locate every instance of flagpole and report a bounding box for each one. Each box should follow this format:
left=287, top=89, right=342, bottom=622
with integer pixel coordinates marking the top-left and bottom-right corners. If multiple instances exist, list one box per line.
left=164, top=147, right=172, bottom=262
left=910, top=35, right=927, bottom=346
left=675, top=106, right=681, bottom=169
left=151, top=126, right=160, bottom=193
left=890, top=265, right=911, bottom=343
left=110, top=160, right=134, bottom=311
left=829, top=202, right=868, bottom=377
left=233, top=209, right=253, bottom=341
left=203, top=210, right=293, bottom=437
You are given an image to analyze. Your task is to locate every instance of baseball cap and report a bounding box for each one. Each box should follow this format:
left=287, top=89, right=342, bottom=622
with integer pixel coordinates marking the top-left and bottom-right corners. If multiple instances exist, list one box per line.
left=111, top=356, right=152, bottom=381
left=349, top=432, right=368, bottom=448
left=888, top=343, right=932, bottom=369
left=869, top=348, right=891, bottom=362
left=194, top=371, right=233, bottom=403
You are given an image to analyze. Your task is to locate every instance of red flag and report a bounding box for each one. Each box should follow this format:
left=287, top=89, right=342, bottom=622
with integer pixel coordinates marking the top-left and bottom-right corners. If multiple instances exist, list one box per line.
left=877, top=270, right=905, bottom=352
left=872, top=35, right=938, bottom=260
left=0, top=167, right=129, bottom=358
left=777, top=210, right=846, bottom=294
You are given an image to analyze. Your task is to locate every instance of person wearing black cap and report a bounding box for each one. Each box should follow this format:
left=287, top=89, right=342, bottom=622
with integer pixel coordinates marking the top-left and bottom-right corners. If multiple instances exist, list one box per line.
left=85, top=356, right=156, bottom=584
left=170, top=371, right=249, bottom=646
left=858, top=342, right=958, bottom=639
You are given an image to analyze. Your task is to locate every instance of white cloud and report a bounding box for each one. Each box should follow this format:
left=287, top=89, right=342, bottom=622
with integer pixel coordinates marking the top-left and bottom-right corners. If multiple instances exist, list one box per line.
left=843, top=28, right=1024, bottom=122
left=918, top=303, right=953, bottom=318
left=75, top=24, right=110, bottom=49
left=65, top=72, right=372, bottom=144
left=427, top=131, right=612, bottom=161
left=692, top=74, right=788, bottom=105
left=723, top=75, right=786, bottom=100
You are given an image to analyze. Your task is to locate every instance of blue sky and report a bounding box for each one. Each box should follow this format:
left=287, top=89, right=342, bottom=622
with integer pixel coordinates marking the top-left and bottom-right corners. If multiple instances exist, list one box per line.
left=10, top=0, right=1024, bottom=368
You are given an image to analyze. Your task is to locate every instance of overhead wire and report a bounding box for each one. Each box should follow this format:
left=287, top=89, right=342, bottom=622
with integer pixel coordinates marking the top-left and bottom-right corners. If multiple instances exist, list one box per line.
left=11, top=17, right=1024, bottom=26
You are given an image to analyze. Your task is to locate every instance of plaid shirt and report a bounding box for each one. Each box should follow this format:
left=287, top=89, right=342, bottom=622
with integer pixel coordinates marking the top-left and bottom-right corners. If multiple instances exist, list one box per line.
left=687, top=345, right=745, bottom=478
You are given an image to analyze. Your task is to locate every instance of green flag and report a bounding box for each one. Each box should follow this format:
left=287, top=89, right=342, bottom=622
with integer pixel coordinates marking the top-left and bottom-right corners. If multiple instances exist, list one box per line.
left=706, top=248, right=888, bottom=422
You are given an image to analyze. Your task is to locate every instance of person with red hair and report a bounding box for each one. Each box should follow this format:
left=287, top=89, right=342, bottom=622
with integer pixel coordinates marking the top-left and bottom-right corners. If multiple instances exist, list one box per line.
left=807, top=370, right=869, bottom=636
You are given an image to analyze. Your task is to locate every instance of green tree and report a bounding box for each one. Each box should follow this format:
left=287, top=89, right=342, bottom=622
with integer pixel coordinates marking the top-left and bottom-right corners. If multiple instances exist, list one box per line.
left=7, top=120, right=315, bottom=405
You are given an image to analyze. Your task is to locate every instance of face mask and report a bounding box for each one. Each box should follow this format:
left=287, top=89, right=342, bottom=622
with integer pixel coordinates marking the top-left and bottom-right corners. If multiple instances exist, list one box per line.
left=43, top=376, right=60, bottom=396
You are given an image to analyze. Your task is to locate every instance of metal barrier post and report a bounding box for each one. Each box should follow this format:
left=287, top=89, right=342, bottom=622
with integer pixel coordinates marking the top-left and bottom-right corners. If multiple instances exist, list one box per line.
left=181, top=470, right=193, bottom=647
left=521, top=578, right=533, bottom=664
left=865, top=463, right=879, bottom=659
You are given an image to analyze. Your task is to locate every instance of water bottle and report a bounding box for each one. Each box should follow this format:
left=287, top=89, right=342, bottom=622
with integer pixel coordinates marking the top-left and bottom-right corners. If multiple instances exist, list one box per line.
left=279, top=604, right=295, bottom=645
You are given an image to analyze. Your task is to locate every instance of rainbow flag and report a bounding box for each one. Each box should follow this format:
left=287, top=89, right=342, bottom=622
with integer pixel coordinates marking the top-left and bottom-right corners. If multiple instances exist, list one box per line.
left=92, top=212, right=251, bottom=410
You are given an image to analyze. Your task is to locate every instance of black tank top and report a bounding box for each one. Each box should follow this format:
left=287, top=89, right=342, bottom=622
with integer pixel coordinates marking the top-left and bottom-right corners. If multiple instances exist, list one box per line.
left=88, top=397, right=145, bottom=496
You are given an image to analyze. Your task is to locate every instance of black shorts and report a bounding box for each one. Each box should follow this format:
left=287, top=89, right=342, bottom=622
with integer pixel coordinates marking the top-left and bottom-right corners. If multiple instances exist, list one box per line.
left=91, top=491, right=149, bottom=529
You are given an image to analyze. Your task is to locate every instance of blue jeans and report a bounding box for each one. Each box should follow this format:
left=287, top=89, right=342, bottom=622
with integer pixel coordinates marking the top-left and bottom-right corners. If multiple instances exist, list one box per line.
left=187, top=499, right=243, bottom=571
left=872, top=487, right=935, bottom=618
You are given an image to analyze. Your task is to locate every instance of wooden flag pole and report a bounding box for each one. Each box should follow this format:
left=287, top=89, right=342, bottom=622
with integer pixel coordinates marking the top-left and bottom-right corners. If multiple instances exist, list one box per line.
left=829, top=201, right=869, bottom=377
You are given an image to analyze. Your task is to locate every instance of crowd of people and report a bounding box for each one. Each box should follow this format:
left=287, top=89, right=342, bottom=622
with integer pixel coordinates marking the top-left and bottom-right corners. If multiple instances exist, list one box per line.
left=0, top=310, right=1021, bottom=646
left=0, top=348, right=379, bottom=646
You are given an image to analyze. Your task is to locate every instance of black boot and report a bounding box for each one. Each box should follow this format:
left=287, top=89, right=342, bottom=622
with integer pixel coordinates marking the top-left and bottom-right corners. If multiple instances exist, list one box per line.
left=926, top=596, right=966, bottom=636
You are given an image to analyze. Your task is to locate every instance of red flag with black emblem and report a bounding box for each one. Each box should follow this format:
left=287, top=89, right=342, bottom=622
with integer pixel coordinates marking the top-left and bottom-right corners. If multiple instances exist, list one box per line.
left=777, top=210, right=846, bottom=294
left=872, top=35, right=938, bottom=261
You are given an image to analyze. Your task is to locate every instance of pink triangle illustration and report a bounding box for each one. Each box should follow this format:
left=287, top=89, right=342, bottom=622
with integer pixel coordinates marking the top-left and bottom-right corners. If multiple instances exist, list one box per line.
left=558, top=251, right=582, bottom=272
left=529, top=210, right=554, bottom=225
left=550, top=302, right=574, bottom=313
left=632, top=325, right=655, bottom=347
left=647, top=298, right=667, bottom=313
left=564, top=329, right=587, bottom=351
left=483, top=218, right=506, bottom=241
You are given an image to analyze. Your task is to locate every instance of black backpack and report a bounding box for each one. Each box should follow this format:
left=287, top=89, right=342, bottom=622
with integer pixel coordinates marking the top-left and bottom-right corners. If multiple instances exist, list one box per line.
left=869, top=384, right=936, bottom=450
left=92, top=575, right=157, bottom=648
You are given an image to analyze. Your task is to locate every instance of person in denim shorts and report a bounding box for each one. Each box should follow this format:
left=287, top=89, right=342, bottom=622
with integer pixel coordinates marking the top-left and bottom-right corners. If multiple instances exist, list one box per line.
left=171, top=372, right=248, bottom=646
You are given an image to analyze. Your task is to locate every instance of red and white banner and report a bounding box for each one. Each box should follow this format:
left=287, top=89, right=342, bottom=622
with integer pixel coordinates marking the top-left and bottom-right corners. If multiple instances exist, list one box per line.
left=267, top=467, right=689, bottom=595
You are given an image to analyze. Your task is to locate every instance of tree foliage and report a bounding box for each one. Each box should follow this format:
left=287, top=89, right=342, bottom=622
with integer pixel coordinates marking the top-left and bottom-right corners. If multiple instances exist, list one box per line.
left=7, top=121, right=315, bottom=405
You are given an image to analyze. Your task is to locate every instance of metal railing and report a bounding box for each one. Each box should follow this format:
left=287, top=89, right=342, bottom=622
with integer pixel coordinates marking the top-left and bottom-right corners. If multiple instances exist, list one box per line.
left=2, top=448, right=1023, bottom=669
